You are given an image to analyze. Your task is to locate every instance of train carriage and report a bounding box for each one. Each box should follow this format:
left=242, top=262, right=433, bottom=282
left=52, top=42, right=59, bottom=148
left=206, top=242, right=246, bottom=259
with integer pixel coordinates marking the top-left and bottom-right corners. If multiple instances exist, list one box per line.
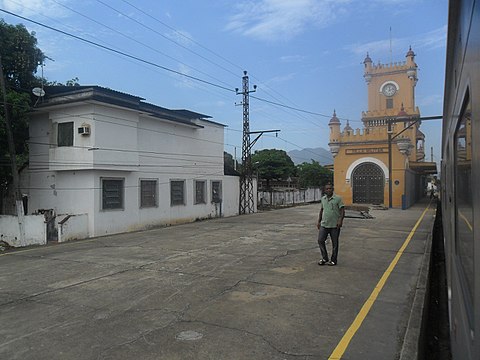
left=442, top=1, right=479, bottom=359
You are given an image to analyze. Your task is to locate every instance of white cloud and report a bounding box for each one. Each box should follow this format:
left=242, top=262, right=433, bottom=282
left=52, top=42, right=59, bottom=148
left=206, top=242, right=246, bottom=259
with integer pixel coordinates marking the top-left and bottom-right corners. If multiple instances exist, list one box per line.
left=166, top=29, right=195, bottom=47
left=345, top=39, right=391, bottom=58
left=0, top=0, right=70, bottom=18
left=414, top=26, right=448, bottom=51
left=345, top=26, right=447, bottom=61
left=265, top=72, right=296, bottom=85
left=225, top=0, right=352, bottom=42
left=417, top=94, right=443, bottom=107
left=174, top=63, right=196, bottom=89
left=280, top=55, right=305, bottom=63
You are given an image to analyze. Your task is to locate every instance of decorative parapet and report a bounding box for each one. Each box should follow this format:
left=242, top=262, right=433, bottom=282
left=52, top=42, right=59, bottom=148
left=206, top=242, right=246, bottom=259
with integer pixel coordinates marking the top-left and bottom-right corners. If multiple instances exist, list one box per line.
left=370, top=61, right=408, bottom=71
left=362, top=107, right=420, bottom=120
left=334, top=126, right=417, bottom=156
left=363, top=118, right=390, bottom=127
left=339, top=126, right=391, bottom=142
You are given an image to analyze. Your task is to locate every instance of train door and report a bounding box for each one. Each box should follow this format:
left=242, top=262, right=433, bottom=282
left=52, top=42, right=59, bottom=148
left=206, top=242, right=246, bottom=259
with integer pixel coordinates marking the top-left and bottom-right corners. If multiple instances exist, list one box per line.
left=352, top=162, right=385, bottom=204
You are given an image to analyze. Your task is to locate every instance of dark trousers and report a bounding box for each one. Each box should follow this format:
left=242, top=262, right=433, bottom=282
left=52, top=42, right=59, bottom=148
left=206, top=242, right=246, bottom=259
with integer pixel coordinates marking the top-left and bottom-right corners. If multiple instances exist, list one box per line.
left=318, top=227, right=340, bottom=263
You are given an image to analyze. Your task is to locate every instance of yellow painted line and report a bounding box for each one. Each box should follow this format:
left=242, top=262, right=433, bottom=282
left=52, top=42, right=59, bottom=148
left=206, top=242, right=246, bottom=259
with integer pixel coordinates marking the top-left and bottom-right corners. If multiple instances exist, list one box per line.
left=328, top=204, right=431, bottom=360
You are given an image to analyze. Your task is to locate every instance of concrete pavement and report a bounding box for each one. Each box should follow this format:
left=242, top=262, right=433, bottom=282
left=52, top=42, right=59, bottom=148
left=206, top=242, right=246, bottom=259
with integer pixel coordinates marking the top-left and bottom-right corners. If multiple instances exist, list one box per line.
left=0, top=200, right=436, bottom=359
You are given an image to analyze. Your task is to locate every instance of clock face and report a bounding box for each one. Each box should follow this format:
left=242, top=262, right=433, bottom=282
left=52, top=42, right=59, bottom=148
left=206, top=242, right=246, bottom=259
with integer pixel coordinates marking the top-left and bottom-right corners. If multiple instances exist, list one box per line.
left=382, top=83, right=397, bottom=97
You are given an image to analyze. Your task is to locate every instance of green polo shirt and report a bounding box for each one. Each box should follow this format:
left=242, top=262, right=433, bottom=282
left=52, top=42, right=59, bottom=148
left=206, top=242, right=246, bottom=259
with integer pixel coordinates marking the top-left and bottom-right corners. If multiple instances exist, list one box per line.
left=319, top=194, right=345, bottom=228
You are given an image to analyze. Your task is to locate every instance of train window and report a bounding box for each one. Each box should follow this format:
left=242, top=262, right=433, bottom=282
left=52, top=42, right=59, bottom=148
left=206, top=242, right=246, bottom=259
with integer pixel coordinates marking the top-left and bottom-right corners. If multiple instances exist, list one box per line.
left=454, top=94, right=474, bottom=307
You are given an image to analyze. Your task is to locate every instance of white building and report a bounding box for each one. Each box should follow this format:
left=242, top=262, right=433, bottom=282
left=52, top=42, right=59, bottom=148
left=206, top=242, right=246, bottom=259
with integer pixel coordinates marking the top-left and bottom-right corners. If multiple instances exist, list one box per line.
left=24, top=85, right=241, bottom=241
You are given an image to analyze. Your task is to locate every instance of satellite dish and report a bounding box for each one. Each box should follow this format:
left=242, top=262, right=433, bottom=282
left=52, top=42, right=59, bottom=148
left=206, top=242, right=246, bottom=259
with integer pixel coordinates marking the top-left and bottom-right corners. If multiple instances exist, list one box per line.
left=32, top=87, right=45, bottom=97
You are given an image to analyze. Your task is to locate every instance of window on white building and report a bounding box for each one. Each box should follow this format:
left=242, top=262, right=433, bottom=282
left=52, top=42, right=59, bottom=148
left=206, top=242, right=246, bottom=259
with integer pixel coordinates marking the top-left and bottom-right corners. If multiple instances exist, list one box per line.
left=140, top=179, right=157, bottom=208
left=211, top=181, right=222, bottom=203
left=170, top=180, right=185, bottom=206
left=102, top=178, right=124, bottom=210
left=194, top=180, right=206, bottom=204
left=58, top=122, right=74, bottom=147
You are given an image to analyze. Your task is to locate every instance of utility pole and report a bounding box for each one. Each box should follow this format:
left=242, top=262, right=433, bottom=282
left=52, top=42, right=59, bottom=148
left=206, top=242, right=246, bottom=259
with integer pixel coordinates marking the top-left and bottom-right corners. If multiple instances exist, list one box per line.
left=387, top=119, right=393, bottom=208
left=236, top=71, right=279, bottom=215
left=0, top=55, right=25, bottom=244
left=236, top=71, right=256, bottom=215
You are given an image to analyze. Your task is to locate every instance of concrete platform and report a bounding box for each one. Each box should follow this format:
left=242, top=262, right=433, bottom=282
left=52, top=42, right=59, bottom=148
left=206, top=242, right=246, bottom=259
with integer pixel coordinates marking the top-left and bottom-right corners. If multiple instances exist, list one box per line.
left=0, top=199, right=436, bottom=359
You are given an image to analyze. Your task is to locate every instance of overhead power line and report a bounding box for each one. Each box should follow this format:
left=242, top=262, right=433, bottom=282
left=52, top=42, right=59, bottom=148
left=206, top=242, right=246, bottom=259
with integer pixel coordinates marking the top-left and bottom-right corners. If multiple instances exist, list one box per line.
left=120, top=0, right=244, bottom=76
left=0, top=8, right=235, bottom=93
left=1, top=6, right=398, bottom=163
left=48, top=0, right=234, bottom=90
left=117, top=0, right=338, bottom=130
left=97, top=0, right=240, bottom=81
left=0, top=8, right=354, bottom=124
left=251, top=95, right=332, bottom=118
left=276, top=135, right=333, bottom=163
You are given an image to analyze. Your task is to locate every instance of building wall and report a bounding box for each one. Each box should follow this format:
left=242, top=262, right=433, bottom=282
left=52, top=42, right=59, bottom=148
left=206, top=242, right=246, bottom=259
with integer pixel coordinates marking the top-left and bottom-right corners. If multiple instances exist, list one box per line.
left=26, top=101, right=240, bottom=239
left=332, top=130, right=409, bottom=207
left=0, top=214, right=47, bottom=247
left=365, top=63, right=418, bottom=115
left=330, top=50, right=425, bottom=208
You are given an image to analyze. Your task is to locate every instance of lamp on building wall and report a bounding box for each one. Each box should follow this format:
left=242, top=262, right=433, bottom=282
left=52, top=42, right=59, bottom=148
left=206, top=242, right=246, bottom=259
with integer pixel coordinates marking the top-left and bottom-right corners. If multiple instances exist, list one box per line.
left=364, top=74, right=372, bottom=84
left=329, top=142, right=340, bottom=158
left=396, top=137, right=413, bottom=156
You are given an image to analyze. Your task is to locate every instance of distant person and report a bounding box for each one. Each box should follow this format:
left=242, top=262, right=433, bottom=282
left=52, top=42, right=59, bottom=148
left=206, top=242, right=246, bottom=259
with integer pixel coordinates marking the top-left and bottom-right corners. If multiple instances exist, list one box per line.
left=316, top=184, right=345, bottom=266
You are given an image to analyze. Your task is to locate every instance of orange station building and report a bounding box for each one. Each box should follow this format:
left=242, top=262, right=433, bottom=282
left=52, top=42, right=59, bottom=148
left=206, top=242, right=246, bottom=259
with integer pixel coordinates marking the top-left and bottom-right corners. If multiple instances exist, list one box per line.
left=329, top=47, right=437, bottom=208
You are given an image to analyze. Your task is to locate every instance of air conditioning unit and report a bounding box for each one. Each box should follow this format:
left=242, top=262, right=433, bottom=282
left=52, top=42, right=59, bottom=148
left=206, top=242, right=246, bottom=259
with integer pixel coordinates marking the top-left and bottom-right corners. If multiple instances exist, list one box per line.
left=78, top=125, right=91, bottom=135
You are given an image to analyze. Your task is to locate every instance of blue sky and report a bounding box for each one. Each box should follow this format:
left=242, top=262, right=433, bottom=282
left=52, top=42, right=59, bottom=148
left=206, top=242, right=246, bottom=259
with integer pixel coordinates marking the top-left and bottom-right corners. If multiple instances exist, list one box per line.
left=0, top=0, right=448, bottom=165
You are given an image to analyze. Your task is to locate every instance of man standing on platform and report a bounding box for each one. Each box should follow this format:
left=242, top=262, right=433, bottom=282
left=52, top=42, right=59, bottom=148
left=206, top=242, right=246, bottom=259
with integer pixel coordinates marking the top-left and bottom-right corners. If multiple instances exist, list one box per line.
left=317, top=183, right=345, bottom=266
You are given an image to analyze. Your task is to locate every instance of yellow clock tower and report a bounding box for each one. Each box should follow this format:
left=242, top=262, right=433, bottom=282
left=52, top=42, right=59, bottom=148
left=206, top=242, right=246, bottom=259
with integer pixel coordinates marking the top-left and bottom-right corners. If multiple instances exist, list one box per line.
left=329, top=47, right=436, bottom=208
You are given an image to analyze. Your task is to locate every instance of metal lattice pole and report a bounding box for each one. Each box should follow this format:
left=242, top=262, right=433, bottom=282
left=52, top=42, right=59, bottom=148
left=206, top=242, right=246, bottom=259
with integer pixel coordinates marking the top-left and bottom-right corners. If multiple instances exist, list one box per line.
left=237, top=71, right=255, bottom=214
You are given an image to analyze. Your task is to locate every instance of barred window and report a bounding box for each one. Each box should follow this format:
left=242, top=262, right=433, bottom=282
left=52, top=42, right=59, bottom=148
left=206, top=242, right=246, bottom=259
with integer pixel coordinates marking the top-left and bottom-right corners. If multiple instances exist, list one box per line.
left=194, top=180, right=206, bottom=204
left=58, top=122, right=74, bottom=147
left=140, top=179, right=157, bottom=208
left=171, top=180, right=185, bottom=206
left=102, top=178, right=124, bottom=210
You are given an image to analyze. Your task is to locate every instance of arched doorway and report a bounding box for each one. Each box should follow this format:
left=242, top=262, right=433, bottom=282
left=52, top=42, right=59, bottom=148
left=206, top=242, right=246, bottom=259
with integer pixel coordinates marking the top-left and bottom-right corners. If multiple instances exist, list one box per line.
left=352, top=162, right=385, bottom=204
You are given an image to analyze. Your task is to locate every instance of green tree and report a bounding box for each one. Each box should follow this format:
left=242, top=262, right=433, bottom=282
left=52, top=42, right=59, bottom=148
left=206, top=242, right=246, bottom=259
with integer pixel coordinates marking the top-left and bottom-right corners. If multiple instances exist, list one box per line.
left=46, top=77, right=80, bottom=87
left=296, top=160, right=333, bottom=188
left=0, top=20, right=44, bottom=90
left=251, top=149, right=295, bottom=188
left=1, top=20, right=45, bottom=197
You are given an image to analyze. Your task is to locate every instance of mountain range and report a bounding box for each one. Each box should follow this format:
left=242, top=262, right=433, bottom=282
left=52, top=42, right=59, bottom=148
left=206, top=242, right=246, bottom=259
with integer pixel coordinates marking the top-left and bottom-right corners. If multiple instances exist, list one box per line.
left=287, top=147, right=333, bottom=165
